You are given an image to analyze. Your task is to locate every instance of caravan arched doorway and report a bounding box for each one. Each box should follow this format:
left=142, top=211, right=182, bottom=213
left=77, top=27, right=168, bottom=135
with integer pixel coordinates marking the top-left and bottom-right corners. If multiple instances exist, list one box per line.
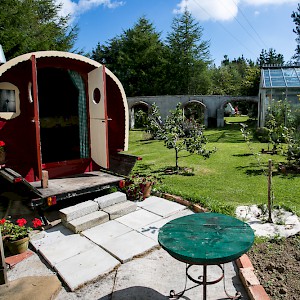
left=37, top=68, right=84, bottom=163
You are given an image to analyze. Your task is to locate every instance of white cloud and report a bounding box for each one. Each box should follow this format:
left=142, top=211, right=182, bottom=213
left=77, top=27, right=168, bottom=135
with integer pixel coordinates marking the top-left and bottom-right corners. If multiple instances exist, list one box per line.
left=174, top=0, right=240, bottom=22
left=174, top=0, right=298, bottom=22
left=244, top=0, right=298, bottom=5
left=55, top=0, right=124, bottom=19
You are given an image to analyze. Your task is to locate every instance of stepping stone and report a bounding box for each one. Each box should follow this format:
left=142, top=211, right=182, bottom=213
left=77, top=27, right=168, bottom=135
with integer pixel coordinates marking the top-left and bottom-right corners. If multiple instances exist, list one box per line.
left=55, top=245, right=120, bottom=291
left=102, top=200, right=137, bottom=220
left=59, top=200, right=98, bottom=222
left=101, top=230, right=158, bottom=263
left=140, top=196, right=186, bottom=217
left=116, top=209, right=162, bottom=230
left=94, top=191, right=127, bottom=209
left=38, top=235, right=95, bottom=267
left=30, top=224, right=73, bottom=251
left=136, top=196, right=162, bottom=208
left=82, top=220, right=133, bottom=245
left=138, top=209, right=194, bottom=242
left=63, top=210, right=109, bottom=233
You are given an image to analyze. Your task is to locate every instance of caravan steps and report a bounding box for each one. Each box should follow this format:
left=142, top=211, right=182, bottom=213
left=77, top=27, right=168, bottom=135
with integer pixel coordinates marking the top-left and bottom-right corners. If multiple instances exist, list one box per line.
left=60, top=192, right=137, bottom=233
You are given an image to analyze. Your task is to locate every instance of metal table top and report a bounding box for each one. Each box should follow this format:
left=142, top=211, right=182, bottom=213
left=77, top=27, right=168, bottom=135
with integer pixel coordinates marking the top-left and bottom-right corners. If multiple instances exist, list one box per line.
left=158, top=212, right=254, bottom=265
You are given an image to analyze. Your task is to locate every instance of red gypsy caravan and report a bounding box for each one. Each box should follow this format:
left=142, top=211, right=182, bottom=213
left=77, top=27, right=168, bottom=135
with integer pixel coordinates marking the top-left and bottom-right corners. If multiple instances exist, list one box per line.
left=0, top=51, right=137, bottom=213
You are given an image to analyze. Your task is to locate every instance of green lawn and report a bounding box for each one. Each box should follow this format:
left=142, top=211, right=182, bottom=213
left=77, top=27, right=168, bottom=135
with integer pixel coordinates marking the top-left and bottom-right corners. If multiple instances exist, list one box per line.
left=125, top=126, right=300, bottom=215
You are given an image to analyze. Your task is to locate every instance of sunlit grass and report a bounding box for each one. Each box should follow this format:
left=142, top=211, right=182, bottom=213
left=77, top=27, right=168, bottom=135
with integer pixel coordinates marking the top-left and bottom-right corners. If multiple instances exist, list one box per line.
left=125, top=127, right=300, bottom=215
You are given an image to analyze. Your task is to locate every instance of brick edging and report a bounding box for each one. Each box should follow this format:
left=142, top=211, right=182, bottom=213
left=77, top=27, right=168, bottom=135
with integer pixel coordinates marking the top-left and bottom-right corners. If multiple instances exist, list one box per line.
left=156, top=192, right=270, bottom=300
left=235, top=254, right=270, bottom=300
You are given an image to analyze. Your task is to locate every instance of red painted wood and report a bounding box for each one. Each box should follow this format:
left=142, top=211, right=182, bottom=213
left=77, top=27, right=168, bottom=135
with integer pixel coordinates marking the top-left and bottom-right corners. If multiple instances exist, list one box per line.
left=42, top=158, right=91, bottom=179
left=31, top=55, right=42, bottom=180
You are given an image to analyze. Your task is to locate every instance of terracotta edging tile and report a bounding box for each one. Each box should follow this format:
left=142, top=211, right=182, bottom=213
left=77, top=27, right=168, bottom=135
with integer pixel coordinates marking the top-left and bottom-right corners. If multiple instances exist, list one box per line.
left=5, top=249, right=34, bottom=268
left=235, top=255, right=271, bottom=300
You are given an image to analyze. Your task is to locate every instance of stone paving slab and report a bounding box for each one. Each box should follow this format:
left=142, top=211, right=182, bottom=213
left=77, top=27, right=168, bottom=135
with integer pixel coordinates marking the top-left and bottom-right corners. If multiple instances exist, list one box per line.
left=38, top=234, right=95, bottom=267
left=102, top=200, right=137, bottom=220
left=59, top=200, right=99, bottom=222
left=55, top=245, right=120, bottom=291
left=64, top=210, right=109, bottom=233
left=136, top=196, right=162, bottom=208
left=100, top=230, right=158, bottom=263
left=138, top=208, right=194, bottom=242
left=140, top=196, right=186, bottom=217
left=82, top=220, right=133, bottom=245
left=94, top=191, right=127, bottom=209
left=30, top=224, right=73, bottom=251
left=115, top=209, right=162, bottom=230
left=111, top=248, right=248, bottom=300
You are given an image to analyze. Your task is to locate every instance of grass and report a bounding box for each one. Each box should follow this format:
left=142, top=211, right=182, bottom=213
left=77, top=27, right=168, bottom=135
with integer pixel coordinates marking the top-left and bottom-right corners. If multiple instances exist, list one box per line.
left=124, top=124, right=300, bottom=216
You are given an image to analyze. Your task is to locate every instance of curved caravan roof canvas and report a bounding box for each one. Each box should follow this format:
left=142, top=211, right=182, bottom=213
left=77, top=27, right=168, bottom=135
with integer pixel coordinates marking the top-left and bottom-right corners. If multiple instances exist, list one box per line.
left=0, top=51, right=129, bottom=182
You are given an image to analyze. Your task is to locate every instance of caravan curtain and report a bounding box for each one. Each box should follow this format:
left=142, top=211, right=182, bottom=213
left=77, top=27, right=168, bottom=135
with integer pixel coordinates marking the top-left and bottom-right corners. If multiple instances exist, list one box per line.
left=68, top=70, right=89, bottom=158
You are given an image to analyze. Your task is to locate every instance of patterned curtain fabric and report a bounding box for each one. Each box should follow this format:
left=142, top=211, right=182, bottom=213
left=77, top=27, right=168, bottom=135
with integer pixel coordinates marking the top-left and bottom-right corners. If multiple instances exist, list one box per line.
left=68, top=70, right=89, bottom=158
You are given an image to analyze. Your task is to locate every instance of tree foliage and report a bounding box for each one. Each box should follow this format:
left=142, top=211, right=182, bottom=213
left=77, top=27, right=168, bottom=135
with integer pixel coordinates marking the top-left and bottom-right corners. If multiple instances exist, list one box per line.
left=91, top=17, right=167, bottom=96
left=0, top=0, right=78, bottom=60
left=146, top=103, right=213, bottom=169
left=165, top=9, right=211, bottom=95
left=257, top=48, right=285, bottom=67
left=210, top=55, right=260, bottom=96
left=91, top=11, right=211, bottom=96
left=291, top=4, right=300, bottom=62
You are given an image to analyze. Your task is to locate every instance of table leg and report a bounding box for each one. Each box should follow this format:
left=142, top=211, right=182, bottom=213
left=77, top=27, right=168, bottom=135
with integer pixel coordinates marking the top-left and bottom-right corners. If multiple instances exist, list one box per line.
left=203, top=265, right=207, bottom=300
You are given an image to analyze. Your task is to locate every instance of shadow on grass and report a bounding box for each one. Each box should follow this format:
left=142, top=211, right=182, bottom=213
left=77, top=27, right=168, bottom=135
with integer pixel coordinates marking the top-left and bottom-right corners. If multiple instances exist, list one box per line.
left=155, top=166, right=195, bottom=176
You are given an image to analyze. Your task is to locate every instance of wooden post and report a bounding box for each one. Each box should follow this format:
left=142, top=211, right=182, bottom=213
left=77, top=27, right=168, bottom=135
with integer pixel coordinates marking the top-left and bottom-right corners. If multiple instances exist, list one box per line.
left=41, top=170, right=48, bottom=188
left=0, top=230, right=8, bottom=285
left=268, top=159, right=273, bottom=223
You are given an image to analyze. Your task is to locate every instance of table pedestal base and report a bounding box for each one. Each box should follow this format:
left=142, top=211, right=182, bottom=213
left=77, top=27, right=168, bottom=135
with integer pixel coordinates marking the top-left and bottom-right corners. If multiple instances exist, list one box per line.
left=169, top=264, right=241, bottom=300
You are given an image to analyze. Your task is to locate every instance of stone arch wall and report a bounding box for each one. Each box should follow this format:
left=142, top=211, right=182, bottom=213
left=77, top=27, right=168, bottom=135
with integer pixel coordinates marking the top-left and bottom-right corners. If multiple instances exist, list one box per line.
left=127, top=95, right=259, bottom=128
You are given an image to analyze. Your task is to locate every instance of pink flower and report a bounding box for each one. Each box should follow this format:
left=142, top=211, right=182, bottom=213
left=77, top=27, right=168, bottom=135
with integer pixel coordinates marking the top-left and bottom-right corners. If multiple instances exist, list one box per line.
left=16, top=218, right=27, bottom=227
left=32, top=218, right=42, bottom=228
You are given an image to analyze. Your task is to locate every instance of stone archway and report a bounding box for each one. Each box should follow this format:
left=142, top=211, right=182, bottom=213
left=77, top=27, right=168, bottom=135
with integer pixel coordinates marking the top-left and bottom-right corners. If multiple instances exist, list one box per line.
left=181, top=100, right=207, bottom=126
left=218, top=98, right=259, bottom=127
left=129, top=101, right=151, bottom=129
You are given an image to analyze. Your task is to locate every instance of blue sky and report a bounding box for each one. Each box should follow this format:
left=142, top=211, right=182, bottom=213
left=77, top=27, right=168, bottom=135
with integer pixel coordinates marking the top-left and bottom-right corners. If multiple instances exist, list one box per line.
left=57, top=0, right=299, bottom=66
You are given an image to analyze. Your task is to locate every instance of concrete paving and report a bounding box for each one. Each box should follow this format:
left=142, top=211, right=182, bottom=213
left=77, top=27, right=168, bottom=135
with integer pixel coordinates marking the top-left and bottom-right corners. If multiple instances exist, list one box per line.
left=6, top=196, right=251, bottom=298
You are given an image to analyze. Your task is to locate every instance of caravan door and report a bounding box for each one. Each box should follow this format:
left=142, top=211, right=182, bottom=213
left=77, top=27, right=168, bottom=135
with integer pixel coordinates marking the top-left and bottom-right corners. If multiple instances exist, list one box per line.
left=88, top=66, right=109, bottom=169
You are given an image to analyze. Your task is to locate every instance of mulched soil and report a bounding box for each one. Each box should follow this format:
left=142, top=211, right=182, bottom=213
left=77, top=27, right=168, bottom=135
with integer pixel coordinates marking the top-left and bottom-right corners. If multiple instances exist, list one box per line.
left=248, top=233, right=300, bottom=300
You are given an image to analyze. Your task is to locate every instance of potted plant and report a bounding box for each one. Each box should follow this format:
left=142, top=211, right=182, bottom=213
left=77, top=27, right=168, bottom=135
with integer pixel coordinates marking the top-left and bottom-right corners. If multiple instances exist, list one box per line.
left=0, top=140, right=5, bottom=165
left=0, top=217, right=43, bottom=254
left=119, top=173, right=160, bottom=201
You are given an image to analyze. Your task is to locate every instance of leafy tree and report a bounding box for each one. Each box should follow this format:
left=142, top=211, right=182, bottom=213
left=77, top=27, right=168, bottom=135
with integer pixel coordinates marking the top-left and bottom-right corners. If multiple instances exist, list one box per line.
left=147, top=103, right=213, bottom=170
left=0, top=0, right=78, bottom=60
left=291, top=4, right=300, bottom=62
left=91, top=17, right=167, bottom=96
left=257, top=48, right=285, bottom=67
left=165, top=9, right=211, bottom=95
left=210, top=55, right=259, bottom=96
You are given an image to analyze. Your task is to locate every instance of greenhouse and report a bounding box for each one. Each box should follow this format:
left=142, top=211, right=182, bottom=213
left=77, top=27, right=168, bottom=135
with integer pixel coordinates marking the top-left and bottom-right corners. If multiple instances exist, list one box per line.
left=258, top=65, right=300, bottom=126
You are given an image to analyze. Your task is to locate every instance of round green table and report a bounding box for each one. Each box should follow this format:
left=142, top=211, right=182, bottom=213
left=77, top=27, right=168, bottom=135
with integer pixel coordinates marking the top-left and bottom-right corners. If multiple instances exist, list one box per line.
left=158, top=212, right=254, bottom=299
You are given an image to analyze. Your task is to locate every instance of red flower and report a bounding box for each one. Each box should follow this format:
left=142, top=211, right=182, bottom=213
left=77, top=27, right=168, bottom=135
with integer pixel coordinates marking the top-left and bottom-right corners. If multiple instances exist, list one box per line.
left=16, top=218, right=27, bottom=227
left=119, top=180, right=125, bottom=189
left=32, top=218, right=43, bottom=228
left=0, top=218, right=6, bottom=224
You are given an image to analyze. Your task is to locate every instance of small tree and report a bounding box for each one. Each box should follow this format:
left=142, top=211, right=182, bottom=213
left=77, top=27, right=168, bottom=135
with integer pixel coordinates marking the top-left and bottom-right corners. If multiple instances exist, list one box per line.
left=149, top=103, right=213, bottom=170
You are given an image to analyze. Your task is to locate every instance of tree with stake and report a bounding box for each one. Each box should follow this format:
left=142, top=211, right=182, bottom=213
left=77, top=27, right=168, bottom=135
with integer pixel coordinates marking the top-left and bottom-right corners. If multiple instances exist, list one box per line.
left=154, top=103, right=214, bottom=171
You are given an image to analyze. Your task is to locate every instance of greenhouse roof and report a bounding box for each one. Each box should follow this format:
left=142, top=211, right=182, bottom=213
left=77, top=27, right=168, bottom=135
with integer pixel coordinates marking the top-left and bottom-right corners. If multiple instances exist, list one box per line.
left=262, top=66, right=300, bottom=88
